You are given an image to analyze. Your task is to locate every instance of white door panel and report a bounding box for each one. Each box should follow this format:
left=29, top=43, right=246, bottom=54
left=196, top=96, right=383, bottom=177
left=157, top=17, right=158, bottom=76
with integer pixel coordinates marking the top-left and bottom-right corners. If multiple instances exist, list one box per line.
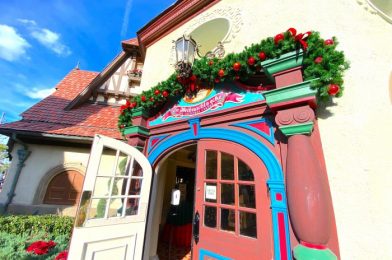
left=69, top=135, right=152, bottom=260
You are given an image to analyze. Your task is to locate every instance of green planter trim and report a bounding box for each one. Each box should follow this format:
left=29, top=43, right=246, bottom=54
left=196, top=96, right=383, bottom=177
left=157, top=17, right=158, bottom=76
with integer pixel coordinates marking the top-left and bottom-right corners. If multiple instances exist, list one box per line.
left=260, top=50, right=304, bottom=81
left=123, top=126, right=149, bottom=136
left=294, top=244, right=337, bottom=260
left=262, top=80, right=316, bottom=106
left=279, top=122, right=314, bottom=136
left=131, top=107, right=149, bottom=118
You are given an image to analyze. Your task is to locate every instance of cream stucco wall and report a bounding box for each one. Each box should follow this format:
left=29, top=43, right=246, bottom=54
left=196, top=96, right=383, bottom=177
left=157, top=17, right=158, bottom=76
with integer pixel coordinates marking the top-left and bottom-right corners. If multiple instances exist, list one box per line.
left=0, top=143, right=91, bottom=215
left=141, top=1, right=392, bottom=259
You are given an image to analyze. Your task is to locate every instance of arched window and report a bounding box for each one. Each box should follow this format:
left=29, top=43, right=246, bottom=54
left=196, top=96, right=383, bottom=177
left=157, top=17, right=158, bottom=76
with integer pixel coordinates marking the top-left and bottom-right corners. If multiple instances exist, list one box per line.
left=44, top=170, right=84, bottom=205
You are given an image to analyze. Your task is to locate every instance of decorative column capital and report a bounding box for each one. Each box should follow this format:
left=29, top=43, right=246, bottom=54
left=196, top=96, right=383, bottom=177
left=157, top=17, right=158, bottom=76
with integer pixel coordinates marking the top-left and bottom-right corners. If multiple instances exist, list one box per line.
left=276, top=106, right=315, bottom=136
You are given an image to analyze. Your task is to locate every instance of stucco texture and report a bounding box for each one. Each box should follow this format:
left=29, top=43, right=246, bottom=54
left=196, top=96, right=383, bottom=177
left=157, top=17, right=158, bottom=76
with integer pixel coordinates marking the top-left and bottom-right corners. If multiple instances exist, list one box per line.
left=0, top=143, right=89, bottom=208
left=141, top=0, right=392, bottom=259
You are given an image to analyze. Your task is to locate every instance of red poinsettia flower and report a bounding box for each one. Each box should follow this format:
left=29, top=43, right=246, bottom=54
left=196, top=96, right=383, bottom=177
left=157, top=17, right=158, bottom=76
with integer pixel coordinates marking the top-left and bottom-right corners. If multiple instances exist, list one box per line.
left=55, top=250, right=68, bottom=260
left=26, top=240, right=57, bottom=255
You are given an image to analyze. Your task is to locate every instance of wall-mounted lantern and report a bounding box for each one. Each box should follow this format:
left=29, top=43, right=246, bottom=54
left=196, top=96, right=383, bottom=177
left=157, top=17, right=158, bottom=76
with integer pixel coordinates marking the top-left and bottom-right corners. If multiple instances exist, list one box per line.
left=174, top=35, right=198, bottom=78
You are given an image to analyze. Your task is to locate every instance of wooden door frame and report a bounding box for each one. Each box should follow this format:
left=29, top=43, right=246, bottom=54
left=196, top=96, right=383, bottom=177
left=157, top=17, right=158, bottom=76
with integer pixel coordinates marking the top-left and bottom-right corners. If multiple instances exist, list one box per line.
left=145, top=118, right=291, bottom=260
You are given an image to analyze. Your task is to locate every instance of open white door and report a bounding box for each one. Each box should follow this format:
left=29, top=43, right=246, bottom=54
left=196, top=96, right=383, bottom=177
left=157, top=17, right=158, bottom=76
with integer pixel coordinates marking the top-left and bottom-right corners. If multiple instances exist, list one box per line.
left=68, top=134, right=152, bottom=260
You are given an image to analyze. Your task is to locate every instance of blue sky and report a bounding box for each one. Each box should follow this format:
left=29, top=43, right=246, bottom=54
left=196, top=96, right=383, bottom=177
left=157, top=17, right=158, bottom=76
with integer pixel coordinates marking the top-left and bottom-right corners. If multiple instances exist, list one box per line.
left=0, top=0, right=175, bottom=124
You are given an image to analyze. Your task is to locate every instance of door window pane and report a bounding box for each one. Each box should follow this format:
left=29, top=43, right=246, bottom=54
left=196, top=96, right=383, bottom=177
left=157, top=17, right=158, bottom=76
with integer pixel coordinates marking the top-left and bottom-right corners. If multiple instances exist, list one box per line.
left=221, top=208, right=235, bottom=232
left=108, top=198, right=123, bottom=217
left=131, top=161, right=143, bottom=177
left=115, top=153, right=129, bottom=176
left=238, top=159, right=254, bottom=181
left=112, top=177, right=127, bottom=196
left=98, top=148, right=117, bottom=176
left=206, top=151, right=217, bottom=179
left=204, top=206, right=217, bottom=228
left=130, top=179, right=142, bottom=195
left=88, top=198, right=107, bottom=219
left=221, top=184, right=234, bottom=205
left=221, top=153, right=234, bottom=180
left=205, top=183, right=217, bottom=203
left=240, top=211, right=257, bottom=238
left=239, top=185, right=256, bottom=208
left=93, top=177, right=112, bottom=197
left=125, top=198, right=140, bottom=216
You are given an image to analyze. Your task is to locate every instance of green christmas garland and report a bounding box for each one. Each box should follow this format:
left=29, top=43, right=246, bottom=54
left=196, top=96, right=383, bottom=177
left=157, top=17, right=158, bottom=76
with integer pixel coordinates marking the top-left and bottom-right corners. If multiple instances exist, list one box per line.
left=118, top=29, right=349, bottom=133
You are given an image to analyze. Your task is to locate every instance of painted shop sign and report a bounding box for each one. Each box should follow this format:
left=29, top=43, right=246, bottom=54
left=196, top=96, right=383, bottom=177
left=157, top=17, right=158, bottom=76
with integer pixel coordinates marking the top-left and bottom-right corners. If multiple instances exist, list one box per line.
left=149, top=83, right=265, bottom=126
left=162, top=92, right=243, bottom=120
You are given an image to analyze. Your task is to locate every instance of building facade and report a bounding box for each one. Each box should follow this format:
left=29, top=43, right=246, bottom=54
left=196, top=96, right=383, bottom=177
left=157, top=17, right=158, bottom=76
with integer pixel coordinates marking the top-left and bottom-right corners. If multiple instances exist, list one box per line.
left=2, top=1, right=392, bottom=259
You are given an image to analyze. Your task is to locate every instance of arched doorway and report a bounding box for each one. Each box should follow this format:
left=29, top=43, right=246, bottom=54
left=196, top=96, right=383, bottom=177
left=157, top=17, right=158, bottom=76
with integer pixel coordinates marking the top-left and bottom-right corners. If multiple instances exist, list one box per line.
left=147, top=130, right=287, bottom=259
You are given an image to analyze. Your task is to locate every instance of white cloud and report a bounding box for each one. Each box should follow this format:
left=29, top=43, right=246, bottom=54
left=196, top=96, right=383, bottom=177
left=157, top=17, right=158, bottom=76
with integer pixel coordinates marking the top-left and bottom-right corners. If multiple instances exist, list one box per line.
left=31, top=28, right=71, bottom=56
left=18, top=18, right=71, bottom=56
left=26, top=87, right=55, bottom=99
left=0, top=24, right=30, bottom=61
left=17, top=19, right=37, bottom=26
left=121, top=0, right=134, bottom=39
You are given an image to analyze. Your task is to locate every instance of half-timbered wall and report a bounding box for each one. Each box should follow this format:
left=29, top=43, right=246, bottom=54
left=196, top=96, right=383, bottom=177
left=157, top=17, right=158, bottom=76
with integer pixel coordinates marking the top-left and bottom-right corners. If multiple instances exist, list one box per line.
left=90, top=57, right=144, bottom=105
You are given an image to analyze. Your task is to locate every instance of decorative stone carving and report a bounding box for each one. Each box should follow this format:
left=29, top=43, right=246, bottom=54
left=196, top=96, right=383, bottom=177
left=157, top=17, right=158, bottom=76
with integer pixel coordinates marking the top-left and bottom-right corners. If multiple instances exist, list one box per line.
left=356, top=0, right=378, bottom=15
left=276, top=106, right=315, bottom=127
left=184, top=7, right=242, bottom=44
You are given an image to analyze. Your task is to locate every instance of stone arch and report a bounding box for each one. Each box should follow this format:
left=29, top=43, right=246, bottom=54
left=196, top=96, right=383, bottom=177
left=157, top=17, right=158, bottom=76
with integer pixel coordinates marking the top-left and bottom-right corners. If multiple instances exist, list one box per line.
left=34, top=162, right=86, bottom=205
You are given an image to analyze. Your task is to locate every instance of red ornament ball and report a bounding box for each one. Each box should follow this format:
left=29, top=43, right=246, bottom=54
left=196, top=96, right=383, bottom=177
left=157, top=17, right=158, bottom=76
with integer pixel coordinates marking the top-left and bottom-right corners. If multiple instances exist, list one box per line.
left=150, top=97, right=154, bottom=102
left=235, top=75, right=240, bottom=80
left=141, top=96, right=146, bottom=102
left=162, top=90, right=169, bottom=97
left=324, top=39, right=334, bottom=45
left=258, top=52, right=266, bottom=61
left=218, top=69, right=225, bottom=77
left=130, top=102, right=136, bottom=108
left=328, top=84, right=340, bottom=96
left=314, top=56, right=323, bottom=64
left=215, top=78, right=220, bottom=83
left=208, top=60, right=214, bottom=66
left=233, top=62, right=241, bottom=71
left=120, top=124, right=125, bottom=129
left=247, top=56, right=255, bottom=66
left=154, top=89, right=160, bottom=95
left=274, top=33, right=284, bottom=45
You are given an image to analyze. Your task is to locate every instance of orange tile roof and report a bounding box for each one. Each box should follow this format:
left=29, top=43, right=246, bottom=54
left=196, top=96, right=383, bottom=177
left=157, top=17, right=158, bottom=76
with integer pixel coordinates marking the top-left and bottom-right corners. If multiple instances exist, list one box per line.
left=0, top=69, right=123, bottom=140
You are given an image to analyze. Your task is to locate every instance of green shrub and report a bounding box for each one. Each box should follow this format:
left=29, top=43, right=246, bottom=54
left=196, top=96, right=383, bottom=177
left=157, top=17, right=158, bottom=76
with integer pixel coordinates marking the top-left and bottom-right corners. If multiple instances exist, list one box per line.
left=0, top=231, right=69, bottom=260
left=0, top=215, right=74, bottom=237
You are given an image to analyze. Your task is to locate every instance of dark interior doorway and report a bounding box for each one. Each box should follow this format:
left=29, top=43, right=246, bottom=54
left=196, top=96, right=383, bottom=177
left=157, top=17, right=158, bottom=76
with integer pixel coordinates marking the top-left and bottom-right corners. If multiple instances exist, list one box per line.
left=157, top=145, right=196, bottom=260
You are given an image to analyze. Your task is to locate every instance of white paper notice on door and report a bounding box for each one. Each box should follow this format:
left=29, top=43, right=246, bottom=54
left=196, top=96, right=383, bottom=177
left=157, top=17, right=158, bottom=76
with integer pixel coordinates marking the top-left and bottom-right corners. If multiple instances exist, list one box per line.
left=205, top=184, right=217, bottom=200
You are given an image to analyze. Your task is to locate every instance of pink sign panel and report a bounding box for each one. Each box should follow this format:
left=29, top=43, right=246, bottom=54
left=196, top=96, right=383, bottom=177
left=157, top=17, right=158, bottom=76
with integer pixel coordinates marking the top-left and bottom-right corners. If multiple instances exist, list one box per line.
left=162, top=92, right=244, bottom=121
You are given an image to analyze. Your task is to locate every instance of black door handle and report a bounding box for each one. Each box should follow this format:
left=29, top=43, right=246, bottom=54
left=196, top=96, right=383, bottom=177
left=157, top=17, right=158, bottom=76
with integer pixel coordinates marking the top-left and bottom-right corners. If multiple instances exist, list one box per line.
left=193, top=211, right=200, bottom=244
